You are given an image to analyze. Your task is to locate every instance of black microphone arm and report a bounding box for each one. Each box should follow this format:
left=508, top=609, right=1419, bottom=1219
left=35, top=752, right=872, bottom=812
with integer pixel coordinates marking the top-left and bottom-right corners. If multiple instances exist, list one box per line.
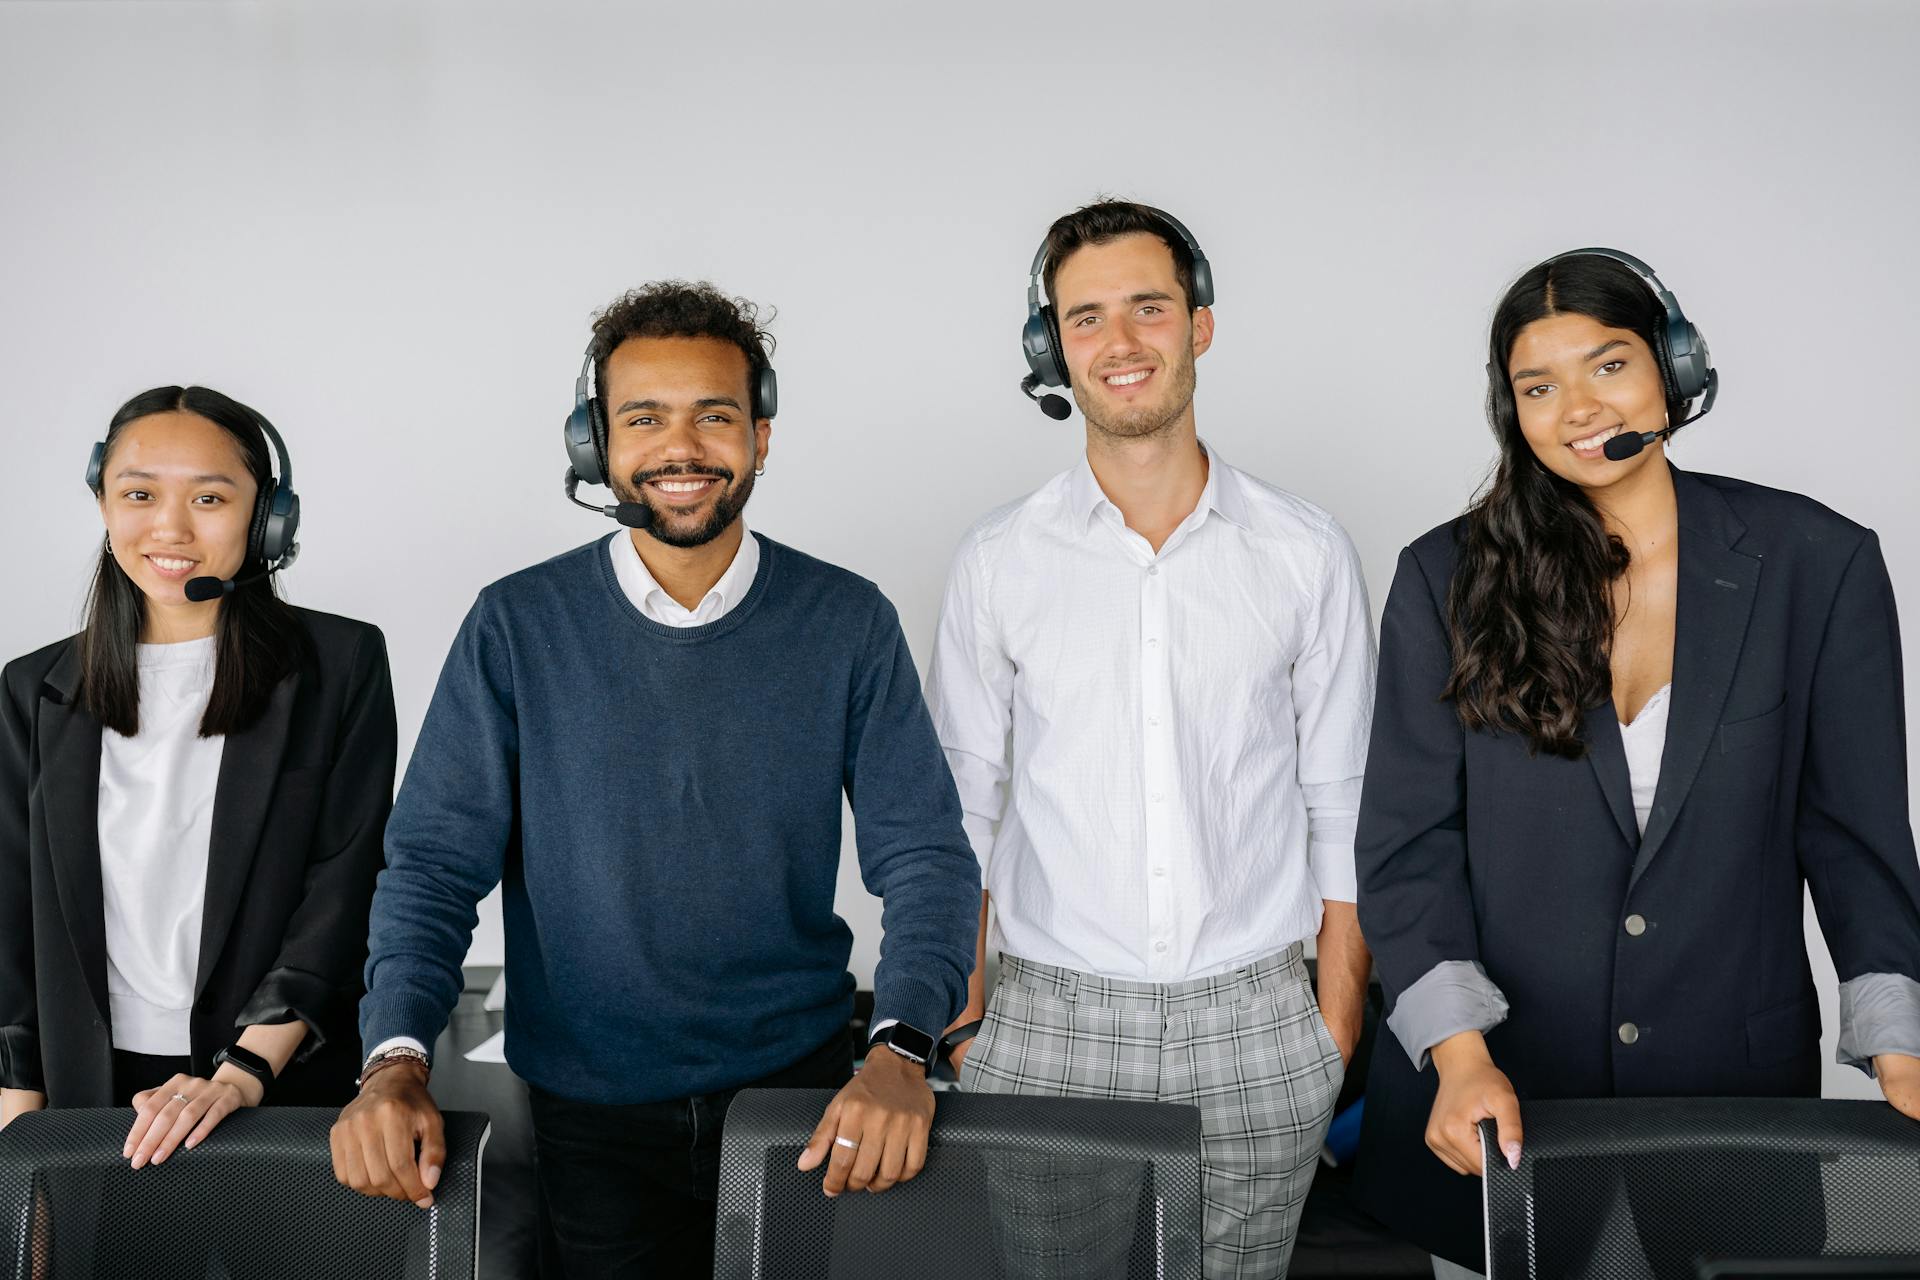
left=564, top=468, right=653, bottom=530
left=183, top=543, right=299, bottom=602
left=1020, top=373, right=1073, bottom=421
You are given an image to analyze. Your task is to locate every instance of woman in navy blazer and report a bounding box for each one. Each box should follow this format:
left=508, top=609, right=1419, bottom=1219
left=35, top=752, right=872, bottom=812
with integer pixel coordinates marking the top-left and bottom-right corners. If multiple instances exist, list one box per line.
left=1353, top=251, right=1920, bottom=1273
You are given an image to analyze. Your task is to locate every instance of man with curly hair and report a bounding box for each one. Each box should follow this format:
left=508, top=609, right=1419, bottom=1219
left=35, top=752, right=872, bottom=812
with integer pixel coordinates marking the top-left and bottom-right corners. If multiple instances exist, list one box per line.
left=332, top=282, right=980, bottom=1277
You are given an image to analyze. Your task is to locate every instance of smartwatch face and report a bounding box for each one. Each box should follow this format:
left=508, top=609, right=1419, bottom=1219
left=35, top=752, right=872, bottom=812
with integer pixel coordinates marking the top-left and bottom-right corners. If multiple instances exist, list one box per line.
left=886, top=1024, right=937, bottom=1063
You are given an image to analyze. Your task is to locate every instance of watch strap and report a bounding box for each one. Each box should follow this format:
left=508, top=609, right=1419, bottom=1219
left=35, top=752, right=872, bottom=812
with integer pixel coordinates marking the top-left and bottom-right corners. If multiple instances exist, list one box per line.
left=212, top=1044, right=275, bottom=1094
left=938, top=1019, right=985, bottom=1064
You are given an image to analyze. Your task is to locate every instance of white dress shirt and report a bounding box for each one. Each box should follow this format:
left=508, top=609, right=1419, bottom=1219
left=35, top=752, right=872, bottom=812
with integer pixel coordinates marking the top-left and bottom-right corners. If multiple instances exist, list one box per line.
left=926, top=445, right=1377, bottom=983
left=98, top=636, right=224, bottom=1054
left=369, top=524, right=763, bottom=1064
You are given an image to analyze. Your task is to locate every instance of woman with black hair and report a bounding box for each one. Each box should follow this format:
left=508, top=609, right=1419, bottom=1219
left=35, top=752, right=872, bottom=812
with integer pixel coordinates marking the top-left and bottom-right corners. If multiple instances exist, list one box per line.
left=1353, top=252, right=1920, bottom=1276
left=0, top=386, right=394, bottom=1171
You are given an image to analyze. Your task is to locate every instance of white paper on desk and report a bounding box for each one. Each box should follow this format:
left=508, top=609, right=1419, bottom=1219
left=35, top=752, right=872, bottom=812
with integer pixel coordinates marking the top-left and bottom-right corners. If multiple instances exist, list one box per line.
left=463, top=1030, right=508, bottom=1064
left=483, top=972, right=506, bottom=1012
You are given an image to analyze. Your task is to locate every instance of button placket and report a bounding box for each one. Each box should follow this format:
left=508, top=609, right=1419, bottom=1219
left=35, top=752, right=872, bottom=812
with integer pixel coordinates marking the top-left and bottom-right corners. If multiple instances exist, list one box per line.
left=1140, top=556, right=1175, bottom=978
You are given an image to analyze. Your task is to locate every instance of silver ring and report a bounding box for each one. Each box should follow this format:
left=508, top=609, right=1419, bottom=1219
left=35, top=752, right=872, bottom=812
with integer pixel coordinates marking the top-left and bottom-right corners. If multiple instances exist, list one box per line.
left=833, top=1135, right=859, bottom=1151
left=169, top=1092, right=190, bottom=1105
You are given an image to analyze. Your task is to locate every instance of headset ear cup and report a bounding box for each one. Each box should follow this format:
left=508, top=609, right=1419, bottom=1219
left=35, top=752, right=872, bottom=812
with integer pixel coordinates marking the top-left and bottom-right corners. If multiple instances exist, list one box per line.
left=563, top=399, right=605, bottom=487
left=249, top=481, right=276, bottom=564
left=85, top=441, right=106, bottom=493
left=1666, top=320, right=1709, bottom=404
left=754, top=368, right=778, bottom=421
left=1045, top=307, right=1068, bottom=387
left=590, top=397, right=610, bottom=486
left=1188, top=255, right=1215, bottom=309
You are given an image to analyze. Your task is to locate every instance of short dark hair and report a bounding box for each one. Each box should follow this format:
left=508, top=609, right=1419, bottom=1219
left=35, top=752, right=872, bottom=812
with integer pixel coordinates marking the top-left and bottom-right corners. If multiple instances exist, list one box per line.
left=589, top=281, right=775, bottom=408
left=1040, top=199, right=1198, bottom=311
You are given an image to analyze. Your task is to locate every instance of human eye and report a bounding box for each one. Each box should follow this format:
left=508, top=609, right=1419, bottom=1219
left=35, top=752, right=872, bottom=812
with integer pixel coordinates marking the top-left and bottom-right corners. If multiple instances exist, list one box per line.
left=1138, top=304, right=1163, bottom=317
left=1522, top=383, right=1554, bottom=399
left=1073, top=314, right=1101, bottom=328
left=192, top=493, right=225, bottom=505
left=1596, top=359, right=1626, bottom=376
left=121, top=489, right=151, bottom=502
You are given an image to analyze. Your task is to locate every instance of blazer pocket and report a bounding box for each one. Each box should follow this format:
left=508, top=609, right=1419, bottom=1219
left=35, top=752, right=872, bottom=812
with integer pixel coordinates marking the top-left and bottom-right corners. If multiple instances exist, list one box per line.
left=1745, top=992, right=1819, bottom=1066
left=1719, top=697, right=1787, bottom=755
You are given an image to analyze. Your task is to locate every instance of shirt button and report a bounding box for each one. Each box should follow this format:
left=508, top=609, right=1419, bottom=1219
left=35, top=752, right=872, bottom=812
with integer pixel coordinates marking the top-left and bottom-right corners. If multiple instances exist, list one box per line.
left=1151, top=790, right=1165, bottom=803
left=1618, top=1022, right=1640, bottom=1045
left=1146, top=637, right=1159, bottom=648
left=1152, top=866, right=1166, bottom=877
left=1148, top=715, right=1161, bottom=727
left=1154, top=940, right=1169, bottom=953
left=1147, top=565, right=1159, bottom=576
left=1624, top=914, right=1647, bottom=937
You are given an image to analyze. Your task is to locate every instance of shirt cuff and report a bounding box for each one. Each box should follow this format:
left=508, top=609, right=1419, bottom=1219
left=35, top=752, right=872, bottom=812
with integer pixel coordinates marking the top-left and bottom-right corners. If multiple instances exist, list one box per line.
left=1836, top=972, right=1920, bottom=1074
left=366, top=1035, right=432, bottom=1066
left=1308, top=839, right=1358, bottom=904
left=867, top=1018, right=898, bottom=1043
left=1386, top=960, right=1511, bottom=1071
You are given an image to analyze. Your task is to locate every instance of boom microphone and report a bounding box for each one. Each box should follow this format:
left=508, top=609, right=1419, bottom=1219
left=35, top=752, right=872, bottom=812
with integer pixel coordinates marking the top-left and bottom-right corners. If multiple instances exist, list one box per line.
left=565, top=469, right=654, bottom=530
left=184, top=563, right=285, bottom=602
left=1021, top=373, right=1072, bottom=421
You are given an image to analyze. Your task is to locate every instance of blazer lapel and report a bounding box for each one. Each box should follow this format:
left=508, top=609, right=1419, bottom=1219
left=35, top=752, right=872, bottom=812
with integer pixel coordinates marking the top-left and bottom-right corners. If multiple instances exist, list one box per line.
left=1584, top=706, right=1638, bottom=852
left=1629, top=469, right=1760, bottom=888
left=195, top=672, right=298, bottom=998
left=37, top=647, right=111, bottom=1023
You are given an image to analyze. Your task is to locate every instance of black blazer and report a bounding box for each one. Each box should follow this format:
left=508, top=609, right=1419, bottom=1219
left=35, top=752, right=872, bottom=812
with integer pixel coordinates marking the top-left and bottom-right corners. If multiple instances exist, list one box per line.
left=1353, top=468, right=1920, bottom=1268
left=0, top=608, right=395, bottom=1107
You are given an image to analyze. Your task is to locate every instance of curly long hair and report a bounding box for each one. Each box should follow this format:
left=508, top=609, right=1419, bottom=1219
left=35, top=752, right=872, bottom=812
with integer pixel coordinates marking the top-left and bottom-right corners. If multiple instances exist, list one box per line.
left=1443, top=254, right=1689, bottom=757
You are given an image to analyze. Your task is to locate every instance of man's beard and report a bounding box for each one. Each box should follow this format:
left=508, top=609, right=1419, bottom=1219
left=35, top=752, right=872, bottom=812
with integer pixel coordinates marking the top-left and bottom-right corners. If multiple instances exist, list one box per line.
left=1073, top=346, right=1198, bottom=442
left=611, top=464, right=755, bottom=548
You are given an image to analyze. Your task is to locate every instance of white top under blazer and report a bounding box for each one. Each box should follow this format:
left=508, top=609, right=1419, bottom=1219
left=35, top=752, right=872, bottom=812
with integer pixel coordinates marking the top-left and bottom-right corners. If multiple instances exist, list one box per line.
left=97, top=636, right=224, bottom=1055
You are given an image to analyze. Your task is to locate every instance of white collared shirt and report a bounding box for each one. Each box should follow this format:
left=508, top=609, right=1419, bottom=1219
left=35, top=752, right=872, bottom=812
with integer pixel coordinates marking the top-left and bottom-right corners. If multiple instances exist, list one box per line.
left=925, top=445, right=1376, bottom=982
left=607, top=523, right=760, bottom=626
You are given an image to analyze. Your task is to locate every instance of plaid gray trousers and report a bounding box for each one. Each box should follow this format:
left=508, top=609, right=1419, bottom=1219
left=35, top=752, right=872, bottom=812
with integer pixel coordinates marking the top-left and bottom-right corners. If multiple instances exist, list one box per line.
left=961, top=945, right=1344, bottom=1280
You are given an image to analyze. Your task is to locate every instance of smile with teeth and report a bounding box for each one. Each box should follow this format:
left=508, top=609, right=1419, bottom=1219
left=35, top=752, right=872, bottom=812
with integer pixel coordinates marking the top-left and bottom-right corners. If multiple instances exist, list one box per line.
left=650, top=477, right=720, bottom=497
left=145, top=555, right=200, bottom=576
left=1568, top=425, right=1625, bottom=453
left=1103, top=369, right=1153, bottom=387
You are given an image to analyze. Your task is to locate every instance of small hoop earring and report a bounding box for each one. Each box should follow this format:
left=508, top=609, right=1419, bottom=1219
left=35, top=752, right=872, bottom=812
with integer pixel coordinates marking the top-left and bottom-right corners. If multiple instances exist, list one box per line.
left=754, top=467, right=766, bottom=477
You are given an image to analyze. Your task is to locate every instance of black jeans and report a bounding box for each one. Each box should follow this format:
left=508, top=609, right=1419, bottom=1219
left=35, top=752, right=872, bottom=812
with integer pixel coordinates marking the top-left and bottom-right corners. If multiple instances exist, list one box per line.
left=528, top=1031, right=853, bottom=1280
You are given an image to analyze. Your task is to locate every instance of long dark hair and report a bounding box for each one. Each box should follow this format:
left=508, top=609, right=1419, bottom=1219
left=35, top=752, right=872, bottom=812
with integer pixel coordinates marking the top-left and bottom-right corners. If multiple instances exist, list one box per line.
left=80, top=387, right=312, bottom=738
left=1443, top=255, right=1687, bottom=757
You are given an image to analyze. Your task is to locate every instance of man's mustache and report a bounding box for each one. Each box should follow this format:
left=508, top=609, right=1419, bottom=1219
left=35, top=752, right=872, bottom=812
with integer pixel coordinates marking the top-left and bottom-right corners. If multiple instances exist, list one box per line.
left=630, top=465, right=735, bottom=486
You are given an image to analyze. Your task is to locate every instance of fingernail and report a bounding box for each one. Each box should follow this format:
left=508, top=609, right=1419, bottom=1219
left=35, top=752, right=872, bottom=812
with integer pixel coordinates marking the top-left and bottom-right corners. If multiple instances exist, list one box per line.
left=424, top=1164, right=441, bottom=1188
left=152, top=1152, right=166, bottom=1165
left=1503, top=1142, right=1522, bottom=1170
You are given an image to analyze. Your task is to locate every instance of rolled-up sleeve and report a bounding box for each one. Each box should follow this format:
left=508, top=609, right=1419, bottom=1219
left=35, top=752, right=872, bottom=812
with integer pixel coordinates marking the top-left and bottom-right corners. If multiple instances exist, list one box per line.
left=1357, top=546, right=1509, bottom=1069
left=1796, top=532, right=1920, bottom=1075
left=1294, top=522, right=1376, bottom=905
left=924, top=533, right=1015, bottom=877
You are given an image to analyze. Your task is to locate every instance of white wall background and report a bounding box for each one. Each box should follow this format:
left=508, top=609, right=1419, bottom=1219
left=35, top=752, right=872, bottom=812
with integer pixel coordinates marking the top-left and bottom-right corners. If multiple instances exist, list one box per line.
left=3, top=0, right=1915, bottom=1099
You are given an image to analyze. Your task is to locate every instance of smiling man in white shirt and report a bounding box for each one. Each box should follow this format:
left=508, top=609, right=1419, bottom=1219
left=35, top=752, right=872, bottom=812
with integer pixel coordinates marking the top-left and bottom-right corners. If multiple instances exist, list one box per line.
left=927, top=200, right=1376, bottom=1279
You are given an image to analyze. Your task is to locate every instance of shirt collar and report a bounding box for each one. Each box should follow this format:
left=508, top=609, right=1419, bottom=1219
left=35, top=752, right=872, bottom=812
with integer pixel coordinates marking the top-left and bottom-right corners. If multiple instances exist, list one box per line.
left=608, top=521, right=759, bottom=625
left=1065, top=439, right=1252, bottom=534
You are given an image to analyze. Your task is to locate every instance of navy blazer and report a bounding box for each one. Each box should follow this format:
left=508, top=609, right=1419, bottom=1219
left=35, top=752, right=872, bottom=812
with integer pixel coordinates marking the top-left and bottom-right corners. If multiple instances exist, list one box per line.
left=1353, top=467, right=1920, bottom=1268
left=0, top=608, right=396, bottom=1107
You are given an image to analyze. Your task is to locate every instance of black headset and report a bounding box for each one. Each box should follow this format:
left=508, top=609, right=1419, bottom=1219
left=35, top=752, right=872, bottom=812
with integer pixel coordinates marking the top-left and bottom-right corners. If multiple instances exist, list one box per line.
left=562, top=339, right=779, bottom=490
left=85, top=409, right=301, bottom=569
left=1020, top=205, right=1215, bottom=407
left=1538, top=247, right=1718, bottom=421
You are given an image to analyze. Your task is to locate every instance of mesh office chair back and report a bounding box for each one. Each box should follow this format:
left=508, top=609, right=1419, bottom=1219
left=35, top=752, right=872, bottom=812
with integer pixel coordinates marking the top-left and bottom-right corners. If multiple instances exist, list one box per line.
left=0, top=1107, right=490, bottom=1280
left=1480, top=1098, right=1920, bottom=1280
left=715, top=1088, right=1204, bottom=1279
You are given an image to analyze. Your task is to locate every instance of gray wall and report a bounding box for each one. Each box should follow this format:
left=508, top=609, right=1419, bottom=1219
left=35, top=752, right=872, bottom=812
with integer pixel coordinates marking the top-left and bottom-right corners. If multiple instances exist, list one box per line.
left=3, top=1, right=1915, bottom=1099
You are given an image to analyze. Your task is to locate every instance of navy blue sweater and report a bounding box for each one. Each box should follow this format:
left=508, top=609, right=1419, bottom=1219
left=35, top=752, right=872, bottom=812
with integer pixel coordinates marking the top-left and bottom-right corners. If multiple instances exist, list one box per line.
left=360, top=534, right=980, bottom=1104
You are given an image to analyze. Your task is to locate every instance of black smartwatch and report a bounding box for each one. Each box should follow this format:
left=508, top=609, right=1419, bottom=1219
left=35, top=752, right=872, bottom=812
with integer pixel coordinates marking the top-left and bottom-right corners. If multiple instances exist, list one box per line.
left=212, top=1043, right=276, bottom=1096
left=868, top=1022, right=937, bottom=1075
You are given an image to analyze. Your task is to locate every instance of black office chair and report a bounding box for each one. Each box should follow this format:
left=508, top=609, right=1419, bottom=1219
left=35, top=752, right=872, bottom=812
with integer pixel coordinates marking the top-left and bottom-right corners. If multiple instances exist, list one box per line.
left=714, top=1088, right=1204, bottom=1279
left=1480, top=1098, right=1920, bottom=1280
left=0, top=1106, right=490, bottom=1279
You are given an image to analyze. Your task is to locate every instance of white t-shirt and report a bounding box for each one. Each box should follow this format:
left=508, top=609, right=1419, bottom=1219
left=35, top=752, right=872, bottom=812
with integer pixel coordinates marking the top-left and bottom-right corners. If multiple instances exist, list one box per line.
left=97, top=635, right=224, bottom=1055
left=1621, top=683, right=1673, bottom=836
